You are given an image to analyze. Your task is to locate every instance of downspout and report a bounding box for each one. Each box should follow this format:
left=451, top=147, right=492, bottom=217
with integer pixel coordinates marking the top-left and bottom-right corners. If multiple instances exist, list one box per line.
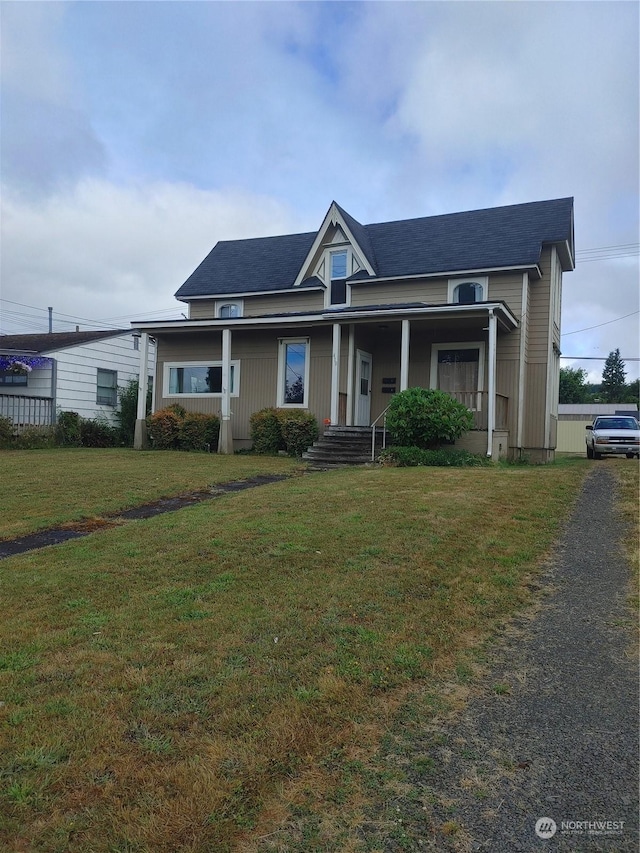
left=400, top=319, right=410, bottom=391
left=487, top=309, right=497, bottom=457
left=50, top=358, right=57, bottom=425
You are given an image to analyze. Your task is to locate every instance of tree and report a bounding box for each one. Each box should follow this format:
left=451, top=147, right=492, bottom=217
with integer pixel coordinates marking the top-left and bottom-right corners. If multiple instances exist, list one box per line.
left=559, top=367, right=589, bottom=404
left=601, top=349, right=627, bottom=402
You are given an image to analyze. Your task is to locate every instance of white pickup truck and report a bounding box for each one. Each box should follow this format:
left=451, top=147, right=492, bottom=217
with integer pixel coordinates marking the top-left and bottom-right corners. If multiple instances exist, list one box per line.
left=585, top=415, right=640, bottom=459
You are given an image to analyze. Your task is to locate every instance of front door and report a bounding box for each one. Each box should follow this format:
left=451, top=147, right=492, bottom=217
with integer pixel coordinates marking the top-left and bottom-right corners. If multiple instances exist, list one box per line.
left=355, top=350, right=372, bottom=426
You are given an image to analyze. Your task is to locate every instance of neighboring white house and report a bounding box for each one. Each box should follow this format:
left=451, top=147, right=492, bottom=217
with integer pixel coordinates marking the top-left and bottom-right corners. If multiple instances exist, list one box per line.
left=0, top=330, right=156, bottom=429
left=557, top=403, right=640, bottom=454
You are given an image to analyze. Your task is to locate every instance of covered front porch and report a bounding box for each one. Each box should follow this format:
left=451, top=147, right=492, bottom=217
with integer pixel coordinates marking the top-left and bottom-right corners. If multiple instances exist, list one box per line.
left=134, top=301, right=518, bottom=458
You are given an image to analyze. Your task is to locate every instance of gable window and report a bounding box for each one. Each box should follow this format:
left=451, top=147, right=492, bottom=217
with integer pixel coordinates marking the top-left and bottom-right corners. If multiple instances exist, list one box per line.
left=448, top=276, right=487, bottom=304
left=215, top=300, right=243, bottom=319
left=278, top=338, right=309, bottom=407
left=97, top=368, right=118, bottom=406
left=329, top=250, right=348, bottom=306
left=165, top=361, right=239, bottom=397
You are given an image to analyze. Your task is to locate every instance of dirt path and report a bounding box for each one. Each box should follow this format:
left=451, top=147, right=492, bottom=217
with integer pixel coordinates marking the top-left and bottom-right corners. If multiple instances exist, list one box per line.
left=364, top=466, right=638, bottom=852
left=0, top=474, right=291, bottom=560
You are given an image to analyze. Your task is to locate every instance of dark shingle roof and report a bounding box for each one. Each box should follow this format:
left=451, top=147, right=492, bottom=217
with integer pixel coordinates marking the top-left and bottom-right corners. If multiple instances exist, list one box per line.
left=0, top=330, right=130, bottom=354
left=175, top=198, right=574, bottom=300
left=177, top=231, right=317, bottom=299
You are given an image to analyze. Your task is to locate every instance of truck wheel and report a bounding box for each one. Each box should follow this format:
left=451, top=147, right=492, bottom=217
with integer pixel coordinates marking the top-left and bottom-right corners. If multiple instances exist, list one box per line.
left=586, top=445, right=593, bottom=459
left=593, top=450, right=602, bottom=460
left=626, top=453, right=635, bottom=459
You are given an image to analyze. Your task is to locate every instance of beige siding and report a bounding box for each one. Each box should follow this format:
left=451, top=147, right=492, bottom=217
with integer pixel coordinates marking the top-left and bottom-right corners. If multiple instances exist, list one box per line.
left=189, top=301, right=217, bottom=320
left=246, top=291, right=324, bottom=316
left=488, top=272, right=523, bottom=318
left=350, top=279, right=448, bottom=308
left=522, top=361, right=548, bottom=448
left=527, top=248, right=553, bottom=363
left=187, top=291, right=325, bottom=319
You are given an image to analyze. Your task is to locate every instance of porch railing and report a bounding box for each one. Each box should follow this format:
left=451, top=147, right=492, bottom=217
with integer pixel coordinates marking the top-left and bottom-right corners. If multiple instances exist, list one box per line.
left=371, top=404, right=391, bottom=461
left=445, top=391, right=508, bottom=430
left=0, top=395, right=54, bottom=433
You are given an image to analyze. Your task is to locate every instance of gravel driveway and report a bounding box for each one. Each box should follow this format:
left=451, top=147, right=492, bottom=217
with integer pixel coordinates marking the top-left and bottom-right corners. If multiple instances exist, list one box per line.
left=366, top=466, right=638, bottom=852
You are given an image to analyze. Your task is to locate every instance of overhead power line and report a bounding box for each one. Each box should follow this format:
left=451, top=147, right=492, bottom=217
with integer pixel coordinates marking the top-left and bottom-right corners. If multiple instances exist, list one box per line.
left=561, top=310, right=639, bottom=336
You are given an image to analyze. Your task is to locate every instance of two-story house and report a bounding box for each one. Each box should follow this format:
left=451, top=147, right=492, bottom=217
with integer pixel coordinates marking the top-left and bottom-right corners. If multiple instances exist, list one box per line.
left=132, top=198, right=574, bottom=462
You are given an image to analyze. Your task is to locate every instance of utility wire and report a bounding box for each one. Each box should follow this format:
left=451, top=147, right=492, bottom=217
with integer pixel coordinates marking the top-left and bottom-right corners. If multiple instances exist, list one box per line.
left=561, top=310, right=639, bottom=336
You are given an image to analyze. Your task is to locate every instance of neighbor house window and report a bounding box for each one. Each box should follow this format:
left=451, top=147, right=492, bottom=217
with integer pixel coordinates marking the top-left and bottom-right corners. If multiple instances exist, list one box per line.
left=0, top=371, right=28, bottom=387
left=164, top=362, right=239, bottom=397
left=448, top=276, right=488, bottom=304
left=278, top=338, right=309, bottom=406
left=216, top=300, right=243, bottom=319
left=97, top=369, right=118, bottom=406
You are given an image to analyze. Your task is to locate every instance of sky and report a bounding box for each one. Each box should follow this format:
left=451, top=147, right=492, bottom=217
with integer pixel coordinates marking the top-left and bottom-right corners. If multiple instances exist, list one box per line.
left=1, top=0, right=638, bottom=382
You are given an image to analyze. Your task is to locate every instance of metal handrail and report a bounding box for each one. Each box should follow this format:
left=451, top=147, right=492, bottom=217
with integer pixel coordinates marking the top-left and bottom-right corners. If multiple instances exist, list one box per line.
left=370, top=404, right=392, bottom=461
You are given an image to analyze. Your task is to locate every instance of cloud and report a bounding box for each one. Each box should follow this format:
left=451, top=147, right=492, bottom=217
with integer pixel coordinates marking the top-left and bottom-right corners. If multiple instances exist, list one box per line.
left=1, top=181, right=297, bottom=328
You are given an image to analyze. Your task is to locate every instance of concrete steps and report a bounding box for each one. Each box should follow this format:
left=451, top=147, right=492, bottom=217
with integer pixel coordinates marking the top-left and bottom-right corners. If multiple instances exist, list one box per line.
left=302, top=426, right=385, bottom=469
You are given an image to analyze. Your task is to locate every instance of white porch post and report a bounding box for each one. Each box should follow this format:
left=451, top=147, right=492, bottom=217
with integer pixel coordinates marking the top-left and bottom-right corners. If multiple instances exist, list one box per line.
left=346, top=324, right=355, bottom=426
left=134, top=332, right=149, bottom=450
left=400, top=319, right=410, bottom=391
left=487, top=310, right=497, bottom=457
left=330, top=323, right=341, bottom=425
left=218, top=327, right=233, bottom=454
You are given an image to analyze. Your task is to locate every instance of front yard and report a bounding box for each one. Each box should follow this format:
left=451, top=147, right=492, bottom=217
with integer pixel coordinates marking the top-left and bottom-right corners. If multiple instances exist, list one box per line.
left=0, top=451, right=635, bottom=851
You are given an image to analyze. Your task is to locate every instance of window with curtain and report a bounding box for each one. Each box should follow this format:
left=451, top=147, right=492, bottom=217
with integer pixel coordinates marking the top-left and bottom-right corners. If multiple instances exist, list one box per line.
left=437, top=349, right=479, bottom=392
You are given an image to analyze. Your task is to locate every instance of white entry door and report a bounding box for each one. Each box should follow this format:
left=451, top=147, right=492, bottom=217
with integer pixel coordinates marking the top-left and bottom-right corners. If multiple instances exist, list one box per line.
left=355, top=350, right=373, bottom=426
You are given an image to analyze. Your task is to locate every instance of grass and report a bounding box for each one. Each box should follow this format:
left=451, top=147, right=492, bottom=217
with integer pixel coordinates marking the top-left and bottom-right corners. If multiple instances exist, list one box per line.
left=0, top=448, right=299, bottom=539
left=0, top=451, right=625, bottom=852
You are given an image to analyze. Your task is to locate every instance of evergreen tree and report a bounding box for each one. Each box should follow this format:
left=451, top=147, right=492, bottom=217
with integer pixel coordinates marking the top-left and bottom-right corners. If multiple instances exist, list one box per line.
left=600, top=349, right=627, bottom=402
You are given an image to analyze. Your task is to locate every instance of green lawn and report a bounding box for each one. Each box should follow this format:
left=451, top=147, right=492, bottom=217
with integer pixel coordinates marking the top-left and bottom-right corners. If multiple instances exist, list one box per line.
left=0, top=449, right=299, bottom=539
left=1, top=452, right=634, bottom=852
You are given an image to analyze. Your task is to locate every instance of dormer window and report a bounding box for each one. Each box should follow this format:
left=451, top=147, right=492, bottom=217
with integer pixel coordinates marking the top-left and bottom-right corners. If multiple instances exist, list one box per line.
left=216, top=300, right=243, bottom=319
left=329, top=250, right=348, bottom=306
left=448, top=277, right=487, bottom=304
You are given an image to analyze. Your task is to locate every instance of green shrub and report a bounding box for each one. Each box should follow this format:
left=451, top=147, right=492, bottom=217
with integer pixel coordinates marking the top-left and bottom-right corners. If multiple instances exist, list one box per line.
left=79, top=417, right=118, bottom=448
left=115, top=379, right=152, bottom=446
left=15, top=426, right=56, bottom=450
left=56, top=411, right=81, bottom=446
left=386, top=387, right=474, bottom=449
left=147, top=407, right=183, bottom=449
left=378, top=446, right=490, bottom=467
left=249, top=408, right=319, bottom=456
left=279, top=411, right=318, bottom=457
left=249, top=408, right=284, bottom=454
left=0, top=416, right=13, bottom=448
left=178, top=412, right=220, bottom=451
left=147, top=406, right=219, bottom=451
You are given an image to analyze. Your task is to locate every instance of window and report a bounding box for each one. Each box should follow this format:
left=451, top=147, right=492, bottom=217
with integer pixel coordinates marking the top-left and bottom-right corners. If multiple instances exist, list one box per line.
left=164, top=362, right=239, bottom=397
left=97, top=369, right=118, bottom=406
left=329, top=250, right=348, bottom=306
left=430, top=341, right=485, bottom=407
left=448, top=276, right=487, bottom=304
left=278, top=338, right=309, bottom=407
left=437, top=349, right=480, bottom=391
left=0, top=371, right=28, bottom=387
left=216, top=300, right=243, bottom=319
